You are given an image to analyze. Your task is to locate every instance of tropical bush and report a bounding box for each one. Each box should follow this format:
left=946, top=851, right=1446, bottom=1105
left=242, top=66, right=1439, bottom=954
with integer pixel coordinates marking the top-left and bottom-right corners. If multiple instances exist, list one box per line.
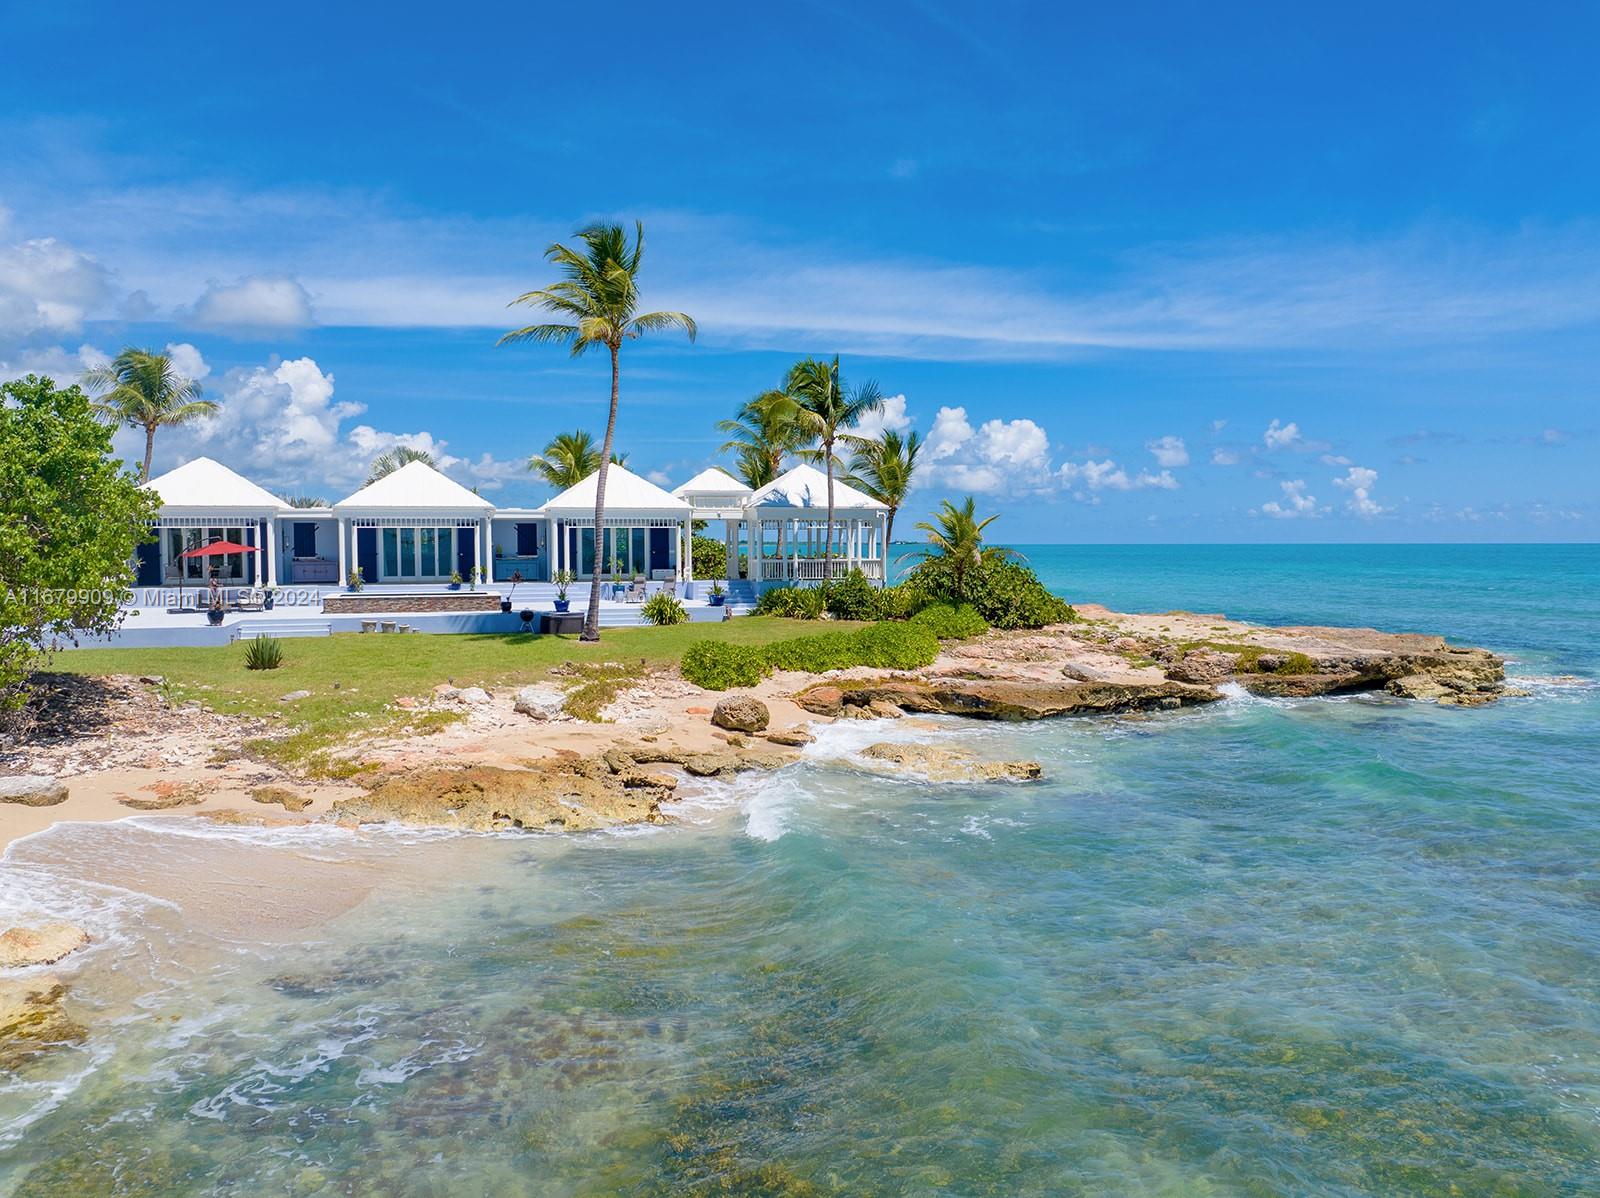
left=691, top=535, right=727, bottom=580
left=243, top=634, right=284, bottom=670
left=681, top=641, right=768, bottom=690
left=755, top=585, right=826, bottom=620
left=682, top=621, right=940, bottom=690
left=908, top=602, right=988, bottom=640
left=904, top=555, right=1074, bottom=631
left=820, top=569, right=881, bottom=621
left=641, top=592, right=688, bottom=626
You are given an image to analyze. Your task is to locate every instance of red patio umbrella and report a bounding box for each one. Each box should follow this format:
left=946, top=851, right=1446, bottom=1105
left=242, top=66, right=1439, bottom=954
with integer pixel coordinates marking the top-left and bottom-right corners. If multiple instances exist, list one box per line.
left=177, top=539, right=261, bottom=604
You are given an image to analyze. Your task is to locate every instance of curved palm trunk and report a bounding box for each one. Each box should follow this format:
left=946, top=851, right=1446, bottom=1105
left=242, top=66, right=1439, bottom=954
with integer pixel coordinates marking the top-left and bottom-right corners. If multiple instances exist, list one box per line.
left=583, top=345, right=621, bottom=641
left=885, top=507, right=896, bottom=553
left=141, top=424, right=157, bottom=482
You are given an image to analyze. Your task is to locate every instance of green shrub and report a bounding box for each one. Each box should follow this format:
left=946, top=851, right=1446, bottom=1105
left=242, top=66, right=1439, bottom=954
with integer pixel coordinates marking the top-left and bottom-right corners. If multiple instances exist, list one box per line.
left=905, top=556, right=1074, bottom=631
left=821, top=569, right=882, bottom=621
left=243, top=634, right=283, bottom=670
left=681, top=641, right=768, bottom=690
left=908, top=602, right=988, bottom=640
left=691, top=534, right=727, bottom=580
left=873, top=582, right=923, bottom=621
left=641, top=592, right=688, bottom=626
left=681, top=621, right=943, bottom=690
left=755, top=586, right=826, bottom=619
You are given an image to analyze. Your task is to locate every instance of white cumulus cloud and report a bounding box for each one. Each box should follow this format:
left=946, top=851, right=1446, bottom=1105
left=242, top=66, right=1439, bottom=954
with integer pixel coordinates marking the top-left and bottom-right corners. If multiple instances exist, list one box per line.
left=1263, top=419, right=1302, bottom=449
left=925, top=405, right=974, bottom=460
left=1146, top=435, right=1189, bottom=467
left=190, top=276, right=314, bottom=330
left=1257, top=479, right=1320, bottom=518
left=1332, top=464, right=1385, bottom=517
left=850, top=392, right=913, bottom=441
left=0, top=235, right=113, bottom=346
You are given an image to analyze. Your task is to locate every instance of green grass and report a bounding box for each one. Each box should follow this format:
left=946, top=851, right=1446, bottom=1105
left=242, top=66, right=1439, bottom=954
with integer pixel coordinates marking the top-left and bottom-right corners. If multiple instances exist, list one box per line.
left=51, top=618, right=850, bottom=773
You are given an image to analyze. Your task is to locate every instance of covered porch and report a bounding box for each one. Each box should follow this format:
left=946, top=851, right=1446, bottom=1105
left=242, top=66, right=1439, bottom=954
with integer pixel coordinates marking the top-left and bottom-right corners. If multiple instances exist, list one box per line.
left=742, top=464, right=889, bottom=584
left=541, top=464, right=694, bottom=582
left=332, top=459, right=496, bottom=586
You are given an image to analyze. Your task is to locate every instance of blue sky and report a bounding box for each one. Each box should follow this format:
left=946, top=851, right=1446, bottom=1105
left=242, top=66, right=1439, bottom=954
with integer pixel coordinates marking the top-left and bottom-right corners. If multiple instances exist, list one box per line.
left=2, top=1, right=1595, bottom=541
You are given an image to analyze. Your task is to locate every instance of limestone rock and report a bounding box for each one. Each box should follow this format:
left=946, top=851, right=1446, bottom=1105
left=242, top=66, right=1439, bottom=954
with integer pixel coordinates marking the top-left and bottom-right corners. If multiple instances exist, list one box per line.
left=858, top=743, right=1043, bottom=783
left=454, top=686, right=492, bottom=705
left=0, top=976, right=85, bottom=1070
left=513, top=684, right=568, bottom=720
left=866, top=699, right=905, bottom=720
left=1165, top=649, right=1237, bottom=684
left=711, top=695, right=770, bottom=733
left=816, top=678, right=1220, bottom=721
left=0, top=923, right=89, bottom=968
left=329, top=761, right=669, bottom=834
left=251, top=786, right=311, bottom=813
left=764, top=729, right=816, bottom=747
left=0, top=776, right=67, bottom=807
left=278, top=690, right=312, bottom=703
left=794, top=686, right=844, bottom=717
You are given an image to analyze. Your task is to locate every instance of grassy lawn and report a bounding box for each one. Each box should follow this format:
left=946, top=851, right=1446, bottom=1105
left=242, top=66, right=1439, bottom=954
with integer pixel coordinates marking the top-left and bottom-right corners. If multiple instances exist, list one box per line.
left=51, top=618, right=846, bottom=774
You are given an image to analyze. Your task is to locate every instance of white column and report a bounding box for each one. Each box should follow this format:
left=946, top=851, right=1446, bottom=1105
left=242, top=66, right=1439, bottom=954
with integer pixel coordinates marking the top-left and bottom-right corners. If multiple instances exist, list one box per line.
left=474, top=521, right=485, bottom=581
left=265, top=518, right=278, bottom=587
left=724, top=521, right=736, bottom=581
left=679, top=518, right=690, bottom=581
left=750, top=521, right=762, bottom=583
left=336, top=518, right=349, bottom=585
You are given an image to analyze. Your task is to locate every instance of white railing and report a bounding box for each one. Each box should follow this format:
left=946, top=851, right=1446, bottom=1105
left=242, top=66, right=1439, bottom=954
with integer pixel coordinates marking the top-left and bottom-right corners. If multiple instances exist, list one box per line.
left=760, top=558, right=883, bottom=581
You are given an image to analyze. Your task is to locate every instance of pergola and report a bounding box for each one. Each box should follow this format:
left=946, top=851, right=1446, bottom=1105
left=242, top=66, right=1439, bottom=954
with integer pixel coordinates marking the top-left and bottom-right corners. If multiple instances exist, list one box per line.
left=743, top=465, right=888, bottom=583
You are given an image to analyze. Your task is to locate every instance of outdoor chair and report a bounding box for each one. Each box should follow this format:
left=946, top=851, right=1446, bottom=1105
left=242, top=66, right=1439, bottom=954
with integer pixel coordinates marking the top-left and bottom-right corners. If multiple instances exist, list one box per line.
left=625, top=579, right=647, bottom=603
left=661, top=578, right=677, bottom=599
left=235, top=587, right=266, bottom=612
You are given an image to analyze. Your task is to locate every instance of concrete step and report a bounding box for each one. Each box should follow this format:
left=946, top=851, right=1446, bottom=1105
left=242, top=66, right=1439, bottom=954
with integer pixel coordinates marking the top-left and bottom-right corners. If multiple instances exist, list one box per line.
left=231, top=622, right=332, bottom=641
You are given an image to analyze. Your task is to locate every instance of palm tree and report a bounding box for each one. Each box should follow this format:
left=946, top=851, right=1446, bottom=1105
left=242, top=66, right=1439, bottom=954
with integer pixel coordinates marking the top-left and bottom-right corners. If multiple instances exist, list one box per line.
left=366, top=447, right=436, bottom=486
left=898, top=497, right=1021, bottom=587
left=498, top=221, right=695, bottom=642
left=717, top=390, right=805, bottom=489
left=786, top=356, right=882, bottom=576
left=846, top=429, right=922, bottom=546
left=528, top=429, right=627, bottom=490
left=84, top=348, right=218, bottom=481
left=282, top=494, right=329, bottom=508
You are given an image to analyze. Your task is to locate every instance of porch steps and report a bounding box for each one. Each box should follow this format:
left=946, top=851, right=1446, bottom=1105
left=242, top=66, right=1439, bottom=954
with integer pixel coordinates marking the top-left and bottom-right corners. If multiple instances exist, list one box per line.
left=230, top=620, right=332, bottom=641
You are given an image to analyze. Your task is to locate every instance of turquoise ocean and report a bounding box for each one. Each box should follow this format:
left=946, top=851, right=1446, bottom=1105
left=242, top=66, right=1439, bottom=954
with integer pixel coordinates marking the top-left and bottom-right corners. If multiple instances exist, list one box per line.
left=1, top=545, right=1596, bottom=1196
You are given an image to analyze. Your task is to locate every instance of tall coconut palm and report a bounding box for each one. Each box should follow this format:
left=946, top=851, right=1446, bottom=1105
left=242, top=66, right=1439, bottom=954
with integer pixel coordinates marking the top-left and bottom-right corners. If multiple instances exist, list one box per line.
left=898, top=496, right=1021, bottom=587
left=283, top=494, right=329, bottom=508
left=365, top=447, right=437, bottom=486
left=786, top=356, right=882, bottom=576
left=84, top=348, right=218, bottom=481
left=528, top=429, right=627, bottom=490
left=717, top=390, right=805, bottom=489
left=846, top=429, right=922, bottom=546
left=499, top=222, right=695, bottom=641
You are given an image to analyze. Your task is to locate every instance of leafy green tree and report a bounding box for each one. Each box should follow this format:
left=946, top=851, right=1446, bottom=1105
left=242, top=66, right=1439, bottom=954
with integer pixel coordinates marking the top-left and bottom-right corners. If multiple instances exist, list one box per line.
left=898, top=496, right=1020, bottom=587
left=282, top=495, right=329, bottom=508
left=365, top=447, right=436, bottom=486
left=499, top=221, right=696, bottom=641
left=785, top=356, right=882, bottom=575
left=83, top=348, right=218, bottom=482
left=846, top=428, right=922, bottom=546
left=0, top=376, right=161, bottom=725
left=527, top=429, right=627, bottom=490
left=717, top=390, right=806, bottom=488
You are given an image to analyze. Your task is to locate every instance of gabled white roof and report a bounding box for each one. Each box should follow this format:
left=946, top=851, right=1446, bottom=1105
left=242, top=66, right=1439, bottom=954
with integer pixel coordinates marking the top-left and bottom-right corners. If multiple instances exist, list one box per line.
left=541, top=464, right=691, bottom=515
left=673, top=466, right=752, bottom=498
left=146, top=457, right=287, bottom=512
left=334, top=460, right=493, bottom=511
left=746, top=463, right=886, bottom=511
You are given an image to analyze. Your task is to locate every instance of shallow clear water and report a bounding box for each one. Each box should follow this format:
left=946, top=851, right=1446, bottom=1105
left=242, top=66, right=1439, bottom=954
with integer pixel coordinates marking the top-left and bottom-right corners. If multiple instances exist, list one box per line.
left=2, top=546, right=1597, bottom=1196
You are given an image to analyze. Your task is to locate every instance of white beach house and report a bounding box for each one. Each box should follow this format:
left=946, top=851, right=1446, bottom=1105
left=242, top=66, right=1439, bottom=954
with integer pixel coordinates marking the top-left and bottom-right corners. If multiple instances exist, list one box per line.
left=140, top=456, right=887, bottom=592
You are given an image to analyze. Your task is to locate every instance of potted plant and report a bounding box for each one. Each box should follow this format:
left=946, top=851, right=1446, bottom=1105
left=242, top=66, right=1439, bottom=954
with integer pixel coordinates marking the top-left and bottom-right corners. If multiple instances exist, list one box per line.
left=263, top=586, right=276, bottom=611
left=552, top=569, right=573, bottom=613
left=708, top=581, right=726, bottom=607
left=346, top=567, right=364, bottom=593
left=448, top=570, right=462, bottom=591
left=501, top=570, right=521, bottom=613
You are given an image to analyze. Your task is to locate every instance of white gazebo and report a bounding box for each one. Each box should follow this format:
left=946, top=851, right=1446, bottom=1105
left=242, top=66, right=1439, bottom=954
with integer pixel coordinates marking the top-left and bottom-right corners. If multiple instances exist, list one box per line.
left=743, top=464, right=888, bottom=583
left=540, top=464, right=693, bottom=581
left=674, top=466, right=754, bottom=581
left=332, top=461, right=495, bottom=586
left=142, top=457, right=288, bottom=587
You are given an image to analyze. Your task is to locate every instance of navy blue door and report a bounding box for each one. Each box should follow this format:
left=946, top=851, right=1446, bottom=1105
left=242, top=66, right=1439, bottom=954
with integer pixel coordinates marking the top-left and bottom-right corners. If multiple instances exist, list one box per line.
left=135, top=537, right=162, bottom=587
left=456, top=528, right=476, bottom=579
left=356, top=528, right=378, bottom=583
left=292, top=522, right=317, bottom=558
left=649, top=528, right=670, bottom=574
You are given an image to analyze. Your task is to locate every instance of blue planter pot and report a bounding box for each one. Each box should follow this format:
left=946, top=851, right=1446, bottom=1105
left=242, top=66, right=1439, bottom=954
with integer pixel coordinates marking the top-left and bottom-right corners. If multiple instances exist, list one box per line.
left=709, top=595, right=726, bottom=607
left=553, top=599, right=571, bottom=613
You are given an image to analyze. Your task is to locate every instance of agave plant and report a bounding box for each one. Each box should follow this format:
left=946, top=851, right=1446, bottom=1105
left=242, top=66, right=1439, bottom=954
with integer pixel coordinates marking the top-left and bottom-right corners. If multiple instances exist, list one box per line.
left=243, top=634, right=283, bottom=670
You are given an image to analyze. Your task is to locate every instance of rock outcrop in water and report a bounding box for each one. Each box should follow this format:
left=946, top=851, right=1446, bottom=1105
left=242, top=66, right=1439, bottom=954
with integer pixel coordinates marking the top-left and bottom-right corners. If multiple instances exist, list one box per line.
left=0, top=923, right=89, bottom=968
left=858, top=743, right=1043, bottom=782
left=0, top=976, right=85, bottom=1070
left=329, top=757, right=673, bottom=833
left=788, top=606, right=1509, bottom=721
